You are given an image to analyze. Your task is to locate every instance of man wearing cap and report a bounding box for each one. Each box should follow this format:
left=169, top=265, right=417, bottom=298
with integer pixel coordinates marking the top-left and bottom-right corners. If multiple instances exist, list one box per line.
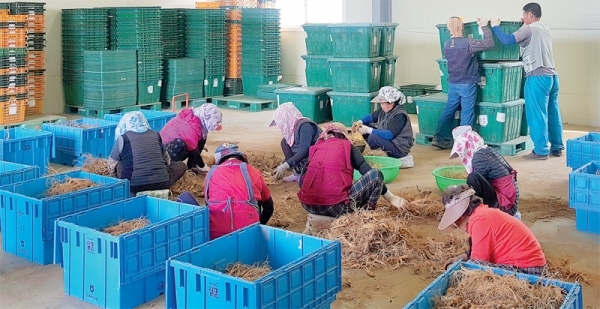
left=353, top=86, right=415, bottom=168
left=177, top=143, right=274, bottom=240
left=439, top=185, right=546, bottom=275
left=432, top=17, right=494, bottom=149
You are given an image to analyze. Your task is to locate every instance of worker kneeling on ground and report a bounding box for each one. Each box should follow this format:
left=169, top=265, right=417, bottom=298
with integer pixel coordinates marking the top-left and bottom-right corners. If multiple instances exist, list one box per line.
left=439, top=185, right=547, bottom=275
left=298, top=123, right=409, bottom=233
left=108, top=111, right=187, bottom=196
left=177, top=143, right=274, bottom=240
left=449, top=126, right=521, bottom=219
left=353, top=86, right=415, bottom=168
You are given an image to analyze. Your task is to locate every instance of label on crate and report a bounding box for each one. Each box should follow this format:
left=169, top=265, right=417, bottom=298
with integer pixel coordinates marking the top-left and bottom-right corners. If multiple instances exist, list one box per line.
left=416, top=106, right=419, bottom=114
left=213, top=78, right=218, bottom=88
left=478, top=76, right=487, bottom=87
left=319, top=100, right=324, bottom=110
left=407, top=96, right=414, bottom=103
left=147, top=86, right=154, bottom=94
left=496, top=112, right=506, bottom=123
left=478, top=115, right=488, bottom=127
left=373, top=36, right=377, bottom=46
left=439, top=69, right=444, bottom=76
left=388, top=34, right=392, bottom=43
left=204, top=80, right=209, bottom=86
left=9, top=103, right=17, bottom=115
left=454, top=111, right=461, bottom=120
left=222, top=76, right=225, bottom=81
left=28, top=99, right=35, bottom=107
left=478, top=26, right=484, bottom=36
left=331, top=98, right=334, bottom=106
left=158, top=80, right=162, bottom=87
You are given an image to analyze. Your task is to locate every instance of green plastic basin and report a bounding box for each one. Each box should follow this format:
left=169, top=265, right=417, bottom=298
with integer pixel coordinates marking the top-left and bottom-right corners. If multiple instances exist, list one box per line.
left=353, top=156, right=402, bottom=184
left=432, top=166, right=468, bottom=191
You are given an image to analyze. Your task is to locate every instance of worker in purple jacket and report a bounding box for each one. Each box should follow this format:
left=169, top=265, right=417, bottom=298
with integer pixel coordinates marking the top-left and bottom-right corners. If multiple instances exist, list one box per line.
left=432, top=17, right=494, bottom=149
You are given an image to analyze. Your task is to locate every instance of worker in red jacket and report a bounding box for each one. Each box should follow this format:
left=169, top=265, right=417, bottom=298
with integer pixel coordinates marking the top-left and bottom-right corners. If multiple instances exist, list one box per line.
left=439, top=185, right=547, bottom=275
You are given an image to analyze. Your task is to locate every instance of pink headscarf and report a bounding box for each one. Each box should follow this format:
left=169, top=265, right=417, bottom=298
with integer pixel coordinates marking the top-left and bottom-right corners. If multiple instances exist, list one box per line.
left=271, top=103, right=307, bottom=146
left=449, top=126, right=486, bottom=173
left=319, top=122, right=348, bottom=140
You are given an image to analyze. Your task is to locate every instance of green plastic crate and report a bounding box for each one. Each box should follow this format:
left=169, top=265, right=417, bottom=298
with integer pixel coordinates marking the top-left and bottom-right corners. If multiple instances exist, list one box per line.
left=380, top=55, right=398, bottom=87
left=478, top=61, right=523, bottom=103
left=241, top=74, right=279, bottom=96
left=474, top=99, right=524, bottom=143
left=413, top=93, right=460, bottom=135
left=138, top=80, right=162, bottom=104
left=329, top=57, right=384, bottom=93
left=302, top=23, right=332, bottom=56
left=301, top=55, right=332, bottom=88
left=399, top=84, right=439, bottom=115
left=465, top=21, right=522, bottom=61
left=380, top=23, right=398, bottom=56
left=63, top=80, right=84, bottom=107
left=327, top=91, right=378, bottom=127
left=329, top=24, right=382, bottom=58
left=204, top=75, right=225, bottom=97
left=436, top=24, right=451, bottom=58
left=436, top=58, right=449, bottom=93
left=274, top=87, right=332, bottom=124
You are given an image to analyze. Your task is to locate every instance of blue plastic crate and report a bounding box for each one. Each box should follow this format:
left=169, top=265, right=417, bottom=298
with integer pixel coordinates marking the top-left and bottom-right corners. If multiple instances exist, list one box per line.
left=0, top=171, right=129, bottom=265
left=103, top=110, right=176, bottom=132
left=0, top=127, right=54, bottom=175
left=0, top=161, right=40, bottom=231
left=575, top=208, right=600, bottom=234
left=42, top=118, right=118, bottom=167
left=569, top=161, right=600, bottom=212
left=54, top=196, right=209, bottom=309
left=404, top=261, right=583, bottom=309
left=567, top=132, right=600, bottom=170
left=166, top=224, right=342, bottom=309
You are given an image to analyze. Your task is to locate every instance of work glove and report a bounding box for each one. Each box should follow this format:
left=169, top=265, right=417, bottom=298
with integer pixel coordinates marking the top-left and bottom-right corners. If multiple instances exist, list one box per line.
left=358, top=125, right=373, bottom=135
left=351, top=120, right=363, bottom=133
left=490, top=18, right=501, bottom=27
left=274, top=162, right=290, bottom=180
left=477, top=18, right=489, bottom=27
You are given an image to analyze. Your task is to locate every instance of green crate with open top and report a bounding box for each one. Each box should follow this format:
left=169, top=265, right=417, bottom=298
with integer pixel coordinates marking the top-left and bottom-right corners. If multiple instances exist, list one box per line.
left=465, top=21, right=523, bottom=61
left=413, top=93, right=460, bottom=135
left=275, top=87, right=332, bottom=124
left=329, top=57, right=384, bottom=93
left=329, top=23, right=382, bottom=58
left=474, top=99, right=524, bottom=144
left=478, top=61, right=524, bottom=103
left=302, top=23, right=332, bottom=56
left=302, top=55, right=332, bottom=87
left=327, top=91, right=378, bottom=127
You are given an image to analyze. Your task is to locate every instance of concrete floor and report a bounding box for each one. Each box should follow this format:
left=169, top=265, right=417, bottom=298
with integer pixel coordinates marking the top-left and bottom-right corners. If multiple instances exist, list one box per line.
left=0, top=109, right=599, bottom=308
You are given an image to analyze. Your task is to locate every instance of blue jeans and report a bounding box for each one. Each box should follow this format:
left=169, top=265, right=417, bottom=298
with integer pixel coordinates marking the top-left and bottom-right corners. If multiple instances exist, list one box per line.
left=524, top=75, right=564, bottom=156
left=434, top=83, right=477, bottom=139
left=366, top=133, right=405, bottom=158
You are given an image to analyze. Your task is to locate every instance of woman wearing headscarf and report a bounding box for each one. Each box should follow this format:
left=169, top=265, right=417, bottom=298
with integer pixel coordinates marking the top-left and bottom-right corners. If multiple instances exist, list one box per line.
left=108, top=111, right=187, bottom=195
left=353, top=86, right=415, bottom=168
left=449, top=125, right=520, bottom=218
left=160, top=103, right=223, bottom=173
left=270, top=102, right=321, bottom=182
left=298, top=123, right=409, bottom=221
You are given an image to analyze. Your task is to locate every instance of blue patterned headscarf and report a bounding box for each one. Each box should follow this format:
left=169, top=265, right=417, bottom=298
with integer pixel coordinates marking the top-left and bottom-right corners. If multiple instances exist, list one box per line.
left=114, top=111, right=151, bottom=140
left=193, top=104, right=223, bottom=136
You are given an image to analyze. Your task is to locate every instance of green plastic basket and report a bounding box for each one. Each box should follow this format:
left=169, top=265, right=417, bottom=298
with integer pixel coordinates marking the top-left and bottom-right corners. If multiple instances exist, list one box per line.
left=432, top=166, right=468, bottom=191
left=353, top=156, right=402, bottom=184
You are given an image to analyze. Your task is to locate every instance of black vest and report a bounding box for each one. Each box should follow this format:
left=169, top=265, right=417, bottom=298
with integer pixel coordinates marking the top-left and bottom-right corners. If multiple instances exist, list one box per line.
left=120, top=130, right=170, bottom=187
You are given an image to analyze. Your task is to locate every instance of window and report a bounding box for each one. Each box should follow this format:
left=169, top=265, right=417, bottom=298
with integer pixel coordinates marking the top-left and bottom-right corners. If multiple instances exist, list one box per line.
left=276, top=0, right=343, bottom=29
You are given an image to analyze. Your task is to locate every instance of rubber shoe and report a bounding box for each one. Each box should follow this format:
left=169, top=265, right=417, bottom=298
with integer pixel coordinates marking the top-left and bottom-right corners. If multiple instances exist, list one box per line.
left=523, top=151, right=548, bottom=160
left=431, top=140, right=451, bottom=150
left=550, top=150, right=563, bottom=157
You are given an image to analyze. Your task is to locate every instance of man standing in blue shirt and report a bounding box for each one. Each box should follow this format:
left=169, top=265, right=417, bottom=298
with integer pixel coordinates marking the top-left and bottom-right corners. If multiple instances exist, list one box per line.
left=491, top=3, right=564, bottom=160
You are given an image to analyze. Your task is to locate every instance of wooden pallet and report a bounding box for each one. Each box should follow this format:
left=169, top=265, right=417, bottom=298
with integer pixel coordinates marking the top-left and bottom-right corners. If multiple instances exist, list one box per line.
left=211, top=95, right=276, bottom=112
left=415, top=133, right=435, bottom=146
left=488, top=136, right=533, bottom=156
left=0, top=114, right=67, bottom=130
left=64, top=102, right=162, bottom=119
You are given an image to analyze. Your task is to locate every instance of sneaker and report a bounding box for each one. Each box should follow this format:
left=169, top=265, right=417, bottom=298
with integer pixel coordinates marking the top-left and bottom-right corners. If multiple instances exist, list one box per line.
left=431, top=139, right=451, bottom=150
left=550, top=149, right=563, bottom=157
left=399, top=154, right=414, bottom=169
left=523, top=151, right=548, bottom=160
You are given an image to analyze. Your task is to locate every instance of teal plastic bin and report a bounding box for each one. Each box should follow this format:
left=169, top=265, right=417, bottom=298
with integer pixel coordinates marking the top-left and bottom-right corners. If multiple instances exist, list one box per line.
left=329, top=24, right=382, bottom=58
left=399, top=84, right=439, bottom=115
left=380, top=55, right=398, bottom=87
left=302, top=23, right=332, bottom=56
left=478, top=61, right=523, bottom=103
left=329, top=57, right=384, bottom=93
left=301, top=55, right=332, bottom=87
left=474, top=99, right=524, bottom=144
left=436, top=58, right=449, bottom=93
left=380, top=23, right=398, bottom=56
left=465, top=21, right=523, bottom=60
left=275, top=87, right=332, bottom=124
left=436, top=23, right=451, bottom=58
left=413, top=93, right=460, bottom=135
left=138, top=79, right=162, bottom=104
left=328, top=91, right=378, bottom=127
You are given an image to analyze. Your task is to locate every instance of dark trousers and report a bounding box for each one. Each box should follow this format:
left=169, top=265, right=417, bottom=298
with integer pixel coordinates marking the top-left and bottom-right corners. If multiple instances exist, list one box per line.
left=166, top=138, right=207, bottom=169
left=280, top=138, right=307, bottom=175
left=467, top=172, right=499, bottom=209
left=128, top=161, right=187, bottom=195
left=177, top=191, right=200, bottom=205
left=364, top=133, right=406, bottom=158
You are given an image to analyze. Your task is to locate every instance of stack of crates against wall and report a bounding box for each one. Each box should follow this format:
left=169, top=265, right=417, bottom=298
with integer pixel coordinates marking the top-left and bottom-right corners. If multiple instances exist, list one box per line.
left=104, top=109, right=176, bottom=132
left=0, top=171, right=130, bottom=265
left=82, top=50, right=137, bottom=111
left=41, top=118, right=118, bottom=167
left=398, top=84, right=441, bottom=115
left=225, top=8, right=242, bottom=95
left=569, top=161, right=600, bottom=235
left=379, top=23, right=398, bottom=88
left=161, top=8, right=186, bottom=59
left=166, top=224, right=342, bottom=309
left=115, top=7, right=163, bottom=104
left=62, top=8, right=109, bottom=107
left=241, top=8, right=281, bottom=96
left=275, top=86, right=333, bottom=124
left=54, top=196, right=210, bottom=308
left=405, top=261, right=583, bottom=308
left=0, top=47, right=27, bottom=124
left=186, top=9, right=227, bottom=97
left=412, top=93, right=460, bottom=143
left=161, top=58, right=205, bottom=102
left=301, top=23, right=332, bottom=88
left=0, top=127, right=53, bottom=174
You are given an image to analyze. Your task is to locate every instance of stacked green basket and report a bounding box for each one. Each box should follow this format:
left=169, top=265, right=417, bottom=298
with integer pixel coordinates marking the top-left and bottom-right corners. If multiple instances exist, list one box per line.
left=115, top=7, right=162, bottom=104
left=241, top=8, right=281, bottom=97
left=161, top=8, right=186, bottom=59
left=161, top=58, right=205, bottom=102
left=61, top=8, right=109, bottom=107
left=82, top=50, right=137, bottom=109
left=186, top=9, right=226, bottom=97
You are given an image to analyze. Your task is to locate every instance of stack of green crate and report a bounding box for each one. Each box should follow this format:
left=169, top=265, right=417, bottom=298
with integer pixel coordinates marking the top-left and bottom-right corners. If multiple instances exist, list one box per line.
left=241, top=8, right=281, bottom=96
left=82, top=50, right=137, bottom=109
left=399, top=84, right=442, bottom=114
left=61, top=8, right=109, bottom=107
left=186, top=9, right=226, bottom=97
left=256, top=83, right=300, bottom=101
left=161, top=8, right=186, bottom=59
left=115, top=7, right=162, bottom=104
left=301, top=23, right=332, bottom=88
left=107, top=8, right=117, bottom=50
left=161, top=58, right=204, bottom=102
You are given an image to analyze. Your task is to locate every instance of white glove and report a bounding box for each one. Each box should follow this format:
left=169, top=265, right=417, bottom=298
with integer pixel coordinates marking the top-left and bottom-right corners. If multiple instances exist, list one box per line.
left=490, top=18, right=501, bottom=27
left=274, top=162, right=290, bottom=180
left=358, top=125, right=373, bottom=135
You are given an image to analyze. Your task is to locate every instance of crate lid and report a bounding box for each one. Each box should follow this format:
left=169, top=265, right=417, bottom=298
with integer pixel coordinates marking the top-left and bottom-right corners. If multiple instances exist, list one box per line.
left=327, top=91, right=379, bottom=97
left=275, top=86, right=332, bottom=95
left=301, top=54, right=330, bottom=60
left=385, top=55, right=398, bottom=60
left=480, top=61, right=524, bottom=68
left=412, top=92, right=448, bottom=104
left=381, top=23, right=399, bottom=27
left=399, top=84, right=438, bottom=90
left=436, top=58, right=448, bottom=64
left=328, top=57, right=385, bottom=62
left=301, top=23, right=330, bottom=28
left=328, top=23, right=383, bottom=28
left=476, top=99, right=525, bottom=108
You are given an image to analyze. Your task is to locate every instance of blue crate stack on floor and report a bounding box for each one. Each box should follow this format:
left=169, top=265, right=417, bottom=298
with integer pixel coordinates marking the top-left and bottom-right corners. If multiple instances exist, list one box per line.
left=0, top=160, right=39, bottom=231
left=104, top=109, right=176, bottom=132
left=0, top=127, right=54, bottom=174
left=568, top=132, right=600, bottom=235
